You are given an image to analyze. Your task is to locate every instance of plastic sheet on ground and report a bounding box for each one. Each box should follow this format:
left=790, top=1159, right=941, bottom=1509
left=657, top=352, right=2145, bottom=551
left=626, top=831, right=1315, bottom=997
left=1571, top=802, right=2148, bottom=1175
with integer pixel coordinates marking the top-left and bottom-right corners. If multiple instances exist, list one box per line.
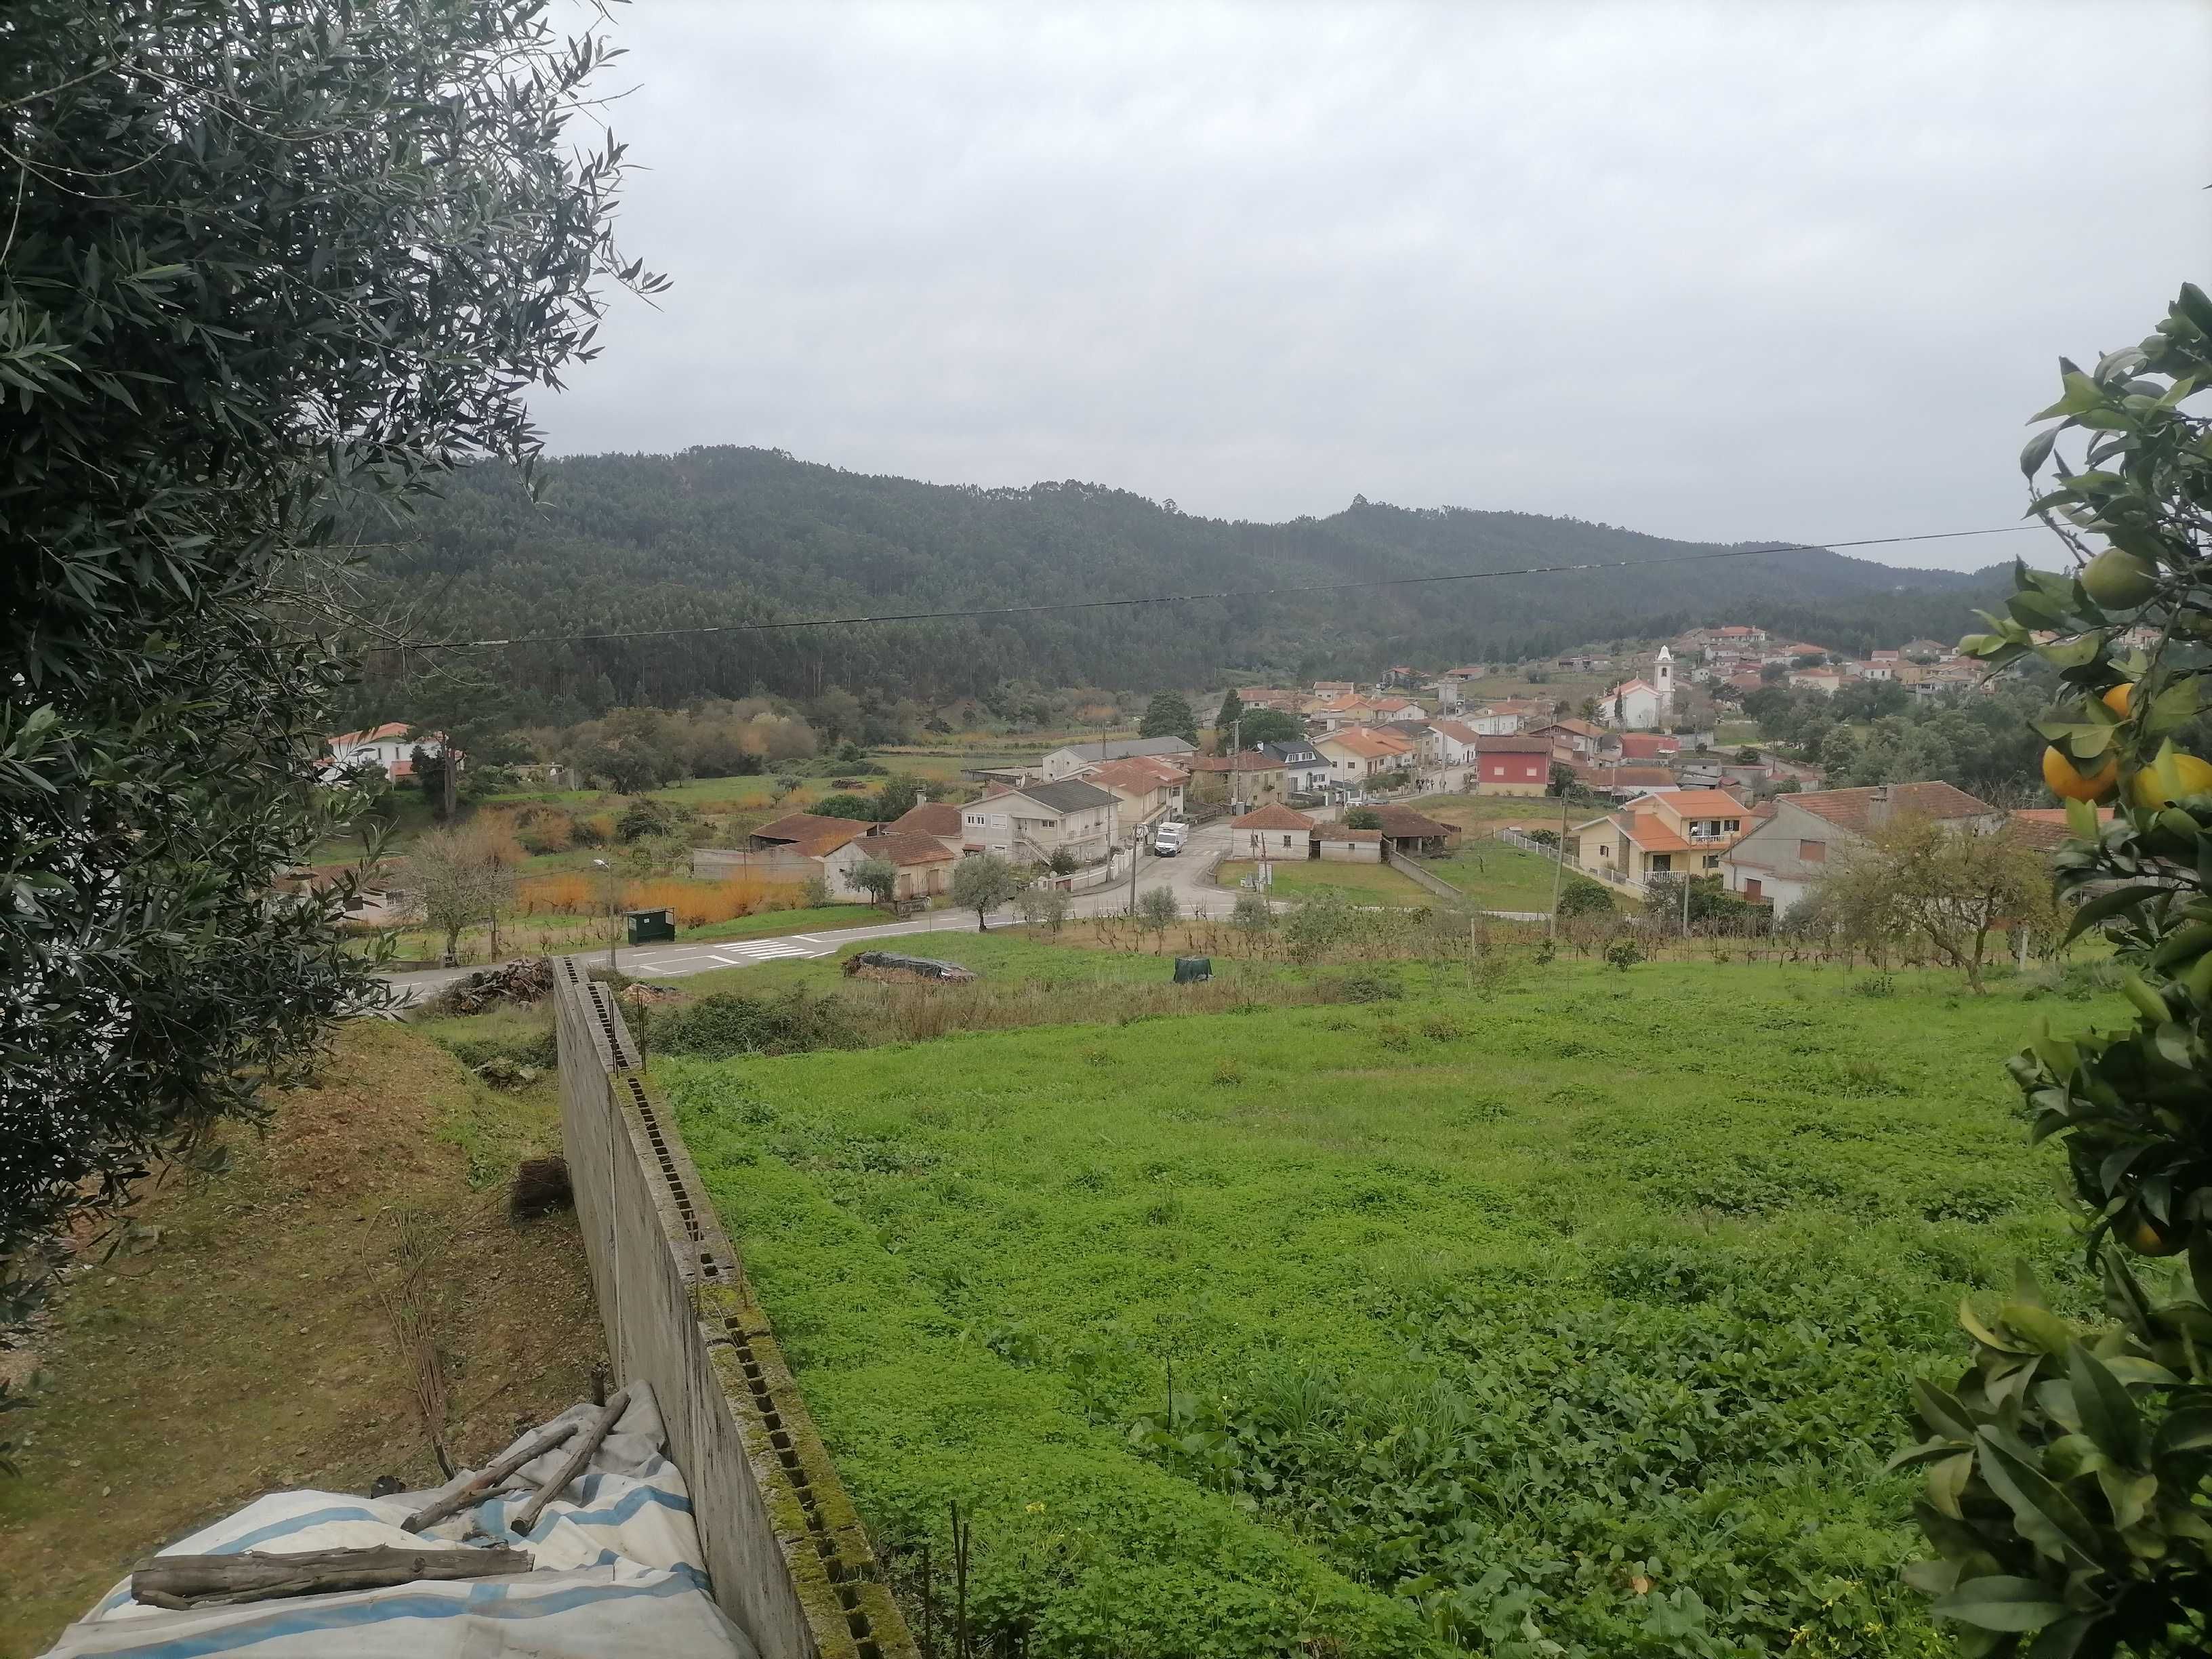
left=42, top=1382, right=754, bottom=1659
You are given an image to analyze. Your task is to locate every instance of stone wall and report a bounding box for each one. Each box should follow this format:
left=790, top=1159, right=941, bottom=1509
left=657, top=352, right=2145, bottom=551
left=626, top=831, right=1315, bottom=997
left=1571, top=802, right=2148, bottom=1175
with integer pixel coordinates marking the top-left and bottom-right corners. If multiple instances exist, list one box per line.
left=553, top=959, right=914, bottom=1658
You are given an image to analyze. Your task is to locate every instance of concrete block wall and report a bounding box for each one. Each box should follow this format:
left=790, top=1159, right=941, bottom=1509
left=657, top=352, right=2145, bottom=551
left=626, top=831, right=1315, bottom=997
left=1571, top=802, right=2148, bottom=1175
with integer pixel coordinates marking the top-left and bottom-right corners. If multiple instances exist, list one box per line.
left=553, top=959, right=915, bottom=1659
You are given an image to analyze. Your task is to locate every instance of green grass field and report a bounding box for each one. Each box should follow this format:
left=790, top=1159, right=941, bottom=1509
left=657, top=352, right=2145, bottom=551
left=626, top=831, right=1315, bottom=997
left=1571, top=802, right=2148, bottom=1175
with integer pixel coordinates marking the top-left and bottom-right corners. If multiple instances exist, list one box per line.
left=1419, top=840, right=1574, bottom=913
left=1216, top=857, right=1429, bottom=902
left=668, top=953, right=2112, bottom=1658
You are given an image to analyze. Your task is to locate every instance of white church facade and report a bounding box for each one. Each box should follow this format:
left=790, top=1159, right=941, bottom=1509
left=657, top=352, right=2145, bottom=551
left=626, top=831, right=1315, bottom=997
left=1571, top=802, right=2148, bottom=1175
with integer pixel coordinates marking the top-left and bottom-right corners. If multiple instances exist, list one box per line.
left=1601, top=648, right=1676, bottom=730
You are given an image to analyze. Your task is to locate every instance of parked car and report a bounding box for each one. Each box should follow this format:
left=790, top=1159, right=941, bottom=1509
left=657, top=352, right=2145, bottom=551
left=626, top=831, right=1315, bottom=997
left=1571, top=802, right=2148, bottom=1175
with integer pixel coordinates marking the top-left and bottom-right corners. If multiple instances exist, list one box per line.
left=1151, top=821, right=1187, bottom=856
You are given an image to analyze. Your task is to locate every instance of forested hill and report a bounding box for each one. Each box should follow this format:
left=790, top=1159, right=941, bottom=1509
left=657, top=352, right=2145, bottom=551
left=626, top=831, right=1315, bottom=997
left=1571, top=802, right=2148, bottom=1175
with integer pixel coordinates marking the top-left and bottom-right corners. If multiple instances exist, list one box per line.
left=349, top=445, right=1999, bottom=719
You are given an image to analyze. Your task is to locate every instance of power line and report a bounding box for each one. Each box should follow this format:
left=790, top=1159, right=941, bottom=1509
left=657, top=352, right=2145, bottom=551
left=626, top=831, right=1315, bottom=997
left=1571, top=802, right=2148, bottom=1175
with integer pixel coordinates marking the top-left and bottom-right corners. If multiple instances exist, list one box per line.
left=357, top=522, right=2039, bottom=655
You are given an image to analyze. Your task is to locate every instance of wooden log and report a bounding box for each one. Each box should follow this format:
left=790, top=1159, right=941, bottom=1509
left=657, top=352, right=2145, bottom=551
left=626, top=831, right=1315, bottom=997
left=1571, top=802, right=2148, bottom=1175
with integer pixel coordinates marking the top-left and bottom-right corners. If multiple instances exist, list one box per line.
left=401, top=1418, right=579, bottom=1534
left=133, top=1544, right=532, bottom=1610
left=510, top=1387, right=630, bottom=1536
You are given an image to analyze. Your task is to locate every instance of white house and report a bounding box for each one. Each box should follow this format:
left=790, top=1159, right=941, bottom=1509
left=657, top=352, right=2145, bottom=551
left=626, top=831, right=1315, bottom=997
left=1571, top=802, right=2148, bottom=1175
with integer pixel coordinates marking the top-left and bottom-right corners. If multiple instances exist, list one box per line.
left=1599, top=649, right=1675, bottom=730
left=961, top=779, right=1120, bottom=864
left=323, top=721, right=448, bottom=781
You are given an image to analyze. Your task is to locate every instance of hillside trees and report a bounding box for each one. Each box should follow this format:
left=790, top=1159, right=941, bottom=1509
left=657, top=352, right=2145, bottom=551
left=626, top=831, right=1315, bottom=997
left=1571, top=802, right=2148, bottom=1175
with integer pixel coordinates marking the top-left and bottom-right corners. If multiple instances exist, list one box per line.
left=1896, top=286, right=2212, bottom=1655
left=333, top=445, right=1999, bottom=711
left=0, top=1, right=654, bottom=1313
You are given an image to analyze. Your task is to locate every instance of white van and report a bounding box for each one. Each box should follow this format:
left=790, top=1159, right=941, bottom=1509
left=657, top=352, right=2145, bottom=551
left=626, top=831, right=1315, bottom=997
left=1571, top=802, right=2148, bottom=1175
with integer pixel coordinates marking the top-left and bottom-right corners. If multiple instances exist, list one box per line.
left=1151, top=821, right=1187, bottom=856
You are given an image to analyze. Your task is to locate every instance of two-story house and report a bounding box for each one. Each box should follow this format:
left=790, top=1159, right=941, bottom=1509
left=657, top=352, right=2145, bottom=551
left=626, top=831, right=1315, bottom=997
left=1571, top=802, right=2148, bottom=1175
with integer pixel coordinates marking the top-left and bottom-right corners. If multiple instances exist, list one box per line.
left=1720, top=782, right=2001, bottom=910
left=962, top=779, right=1120, bottom=864
left=1078, top=754, right=1189, bottom=828
left=1567, top=787, right=1751, bottom=884
left=1473, top=734, right=1553, bottom=796
left=1315, top=726, right=1414, bottom=787
left=1262, top=739, right=1332, bottom=796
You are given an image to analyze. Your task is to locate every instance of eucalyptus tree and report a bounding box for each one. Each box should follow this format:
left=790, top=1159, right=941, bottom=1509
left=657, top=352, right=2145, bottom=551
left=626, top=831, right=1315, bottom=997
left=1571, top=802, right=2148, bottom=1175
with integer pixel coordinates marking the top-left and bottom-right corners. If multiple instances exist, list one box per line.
left=0, top=1, right=661, bottom=1314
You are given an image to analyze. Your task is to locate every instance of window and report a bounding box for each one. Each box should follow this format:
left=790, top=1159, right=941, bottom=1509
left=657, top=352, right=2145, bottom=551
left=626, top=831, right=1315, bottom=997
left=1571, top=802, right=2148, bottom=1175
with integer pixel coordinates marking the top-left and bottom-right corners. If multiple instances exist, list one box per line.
left=1703, top=854, right=1721, bottom=870
left=1798, top=839, right=1826, bottom=863
left=1282, top=834, right=1294, bottom=848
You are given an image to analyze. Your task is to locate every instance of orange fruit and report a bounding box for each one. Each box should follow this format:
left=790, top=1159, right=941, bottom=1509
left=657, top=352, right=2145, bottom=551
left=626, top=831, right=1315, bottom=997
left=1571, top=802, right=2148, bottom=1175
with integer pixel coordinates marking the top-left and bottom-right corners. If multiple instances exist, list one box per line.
left=2104, top=683, right=2134, bottom=718
left=2083, top=548, right=2160, bottom=609
left=2043, top=745, right=2118, bottom=802
left=2125, top=1211, right=2188, bottom=1257
left=2129, top=752, right=2212, bottom=810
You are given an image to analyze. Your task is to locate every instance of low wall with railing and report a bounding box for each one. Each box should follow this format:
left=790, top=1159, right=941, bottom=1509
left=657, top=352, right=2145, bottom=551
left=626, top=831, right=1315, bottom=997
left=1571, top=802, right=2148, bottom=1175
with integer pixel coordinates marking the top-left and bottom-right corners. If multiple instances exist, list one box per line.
left=553, top=959, right=915, bottom=1659
left=1385, top=851, right=1465, bottom=903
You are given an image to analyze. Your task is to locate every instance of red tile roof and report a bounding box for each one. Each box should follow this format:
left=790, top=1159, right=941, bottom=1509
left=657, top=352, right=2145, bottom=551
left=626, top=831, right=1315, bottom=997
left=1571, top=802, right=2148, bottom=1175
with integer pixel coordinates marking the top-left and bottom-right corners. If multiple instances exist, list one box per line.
left=886, top=802, right=962, bottom=838
left=1477, top=734, right=1553, bottom=754
left=848, top=830, right=956, bottom=866
left=1231, top=803, right=1315, bottom=831
left=1788, top=781, right=1995, bottom=832
left=1372, top=804, right=1456, bottom=840
left=752, top=812, right=869, bottom=857
left=1319, top=826, right=1383, bottom=842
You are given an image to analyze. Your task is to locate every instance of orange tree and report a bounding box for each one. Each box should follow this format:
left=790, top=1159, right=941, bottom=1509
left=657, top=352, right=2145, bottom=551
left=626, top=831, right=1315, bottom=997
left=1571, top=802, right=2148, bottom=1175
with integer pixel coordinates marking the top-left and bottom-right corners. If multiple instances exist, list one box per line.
left=1893, top=287, right=2212, bottom=1656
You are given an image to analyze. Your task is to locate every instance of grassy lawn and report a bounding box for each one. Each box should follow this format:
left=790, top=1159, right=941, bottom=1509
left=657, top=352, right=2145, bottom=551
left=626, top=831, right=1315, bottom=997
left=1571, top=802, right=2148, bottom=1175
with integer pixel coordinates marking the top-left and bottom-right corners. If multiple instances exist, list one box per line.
left=1411, top=791, right=1572, bottom=834
left=1418, top=840, right=1572, bottom=912
left=667, top=958, right=2108, bottom=1657
left=1216, top=857, right=1429, bottom=901
left=1713, top=720, right=1762, bottom=747
left=0, top=1020, right=601, bottom=1655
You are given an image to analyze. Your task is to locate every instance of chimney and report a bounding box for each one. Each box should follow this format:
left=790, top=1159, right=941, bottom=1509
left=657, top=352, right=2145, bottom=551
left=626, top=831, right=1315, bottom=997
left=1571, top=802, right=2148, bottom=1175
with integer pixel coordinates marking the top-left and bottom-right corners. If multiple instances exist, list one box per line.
left=1868, top=785, right=1892, bottom=830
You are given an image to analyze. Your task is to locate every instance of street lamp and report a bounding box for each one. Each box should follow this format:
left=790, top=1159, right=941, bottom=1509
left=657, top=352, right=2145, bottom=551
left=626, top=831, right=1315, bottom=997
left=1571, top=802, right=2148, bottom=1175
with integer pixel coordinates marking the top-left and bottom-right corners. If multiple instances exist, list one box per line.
left=592, top=857, right=619, bottom=973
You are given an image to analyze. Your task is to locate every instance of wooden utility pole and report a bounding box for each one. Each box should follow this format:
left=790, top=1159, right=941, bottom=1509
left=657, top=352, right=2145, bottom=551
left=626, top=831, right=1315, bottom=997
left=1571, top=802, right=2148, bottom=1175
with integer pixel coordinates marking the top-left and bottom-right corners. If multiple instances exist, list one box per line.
left=1547, top=779, right=1572, bottom=940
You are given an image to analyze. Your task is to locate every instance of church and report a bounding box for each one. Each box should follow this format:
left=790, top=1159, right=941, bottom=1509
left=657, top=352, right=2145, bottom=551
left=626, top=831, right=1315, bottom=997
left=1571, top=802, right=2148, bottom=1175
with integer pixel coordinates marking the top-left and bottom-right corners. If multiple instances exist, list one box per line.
left=1600, top=647, right=1675, bottom=730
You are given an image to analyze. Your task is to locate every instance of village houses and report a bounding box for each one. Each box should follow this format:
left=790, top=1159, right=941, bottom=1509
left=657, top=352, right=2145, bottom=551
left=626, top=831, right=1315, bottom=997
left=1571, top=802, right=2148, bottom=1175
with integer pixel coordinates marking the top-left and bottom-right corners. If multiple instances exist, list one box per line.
left=1721, top=781, right=2001, bottom=911
left=1038, top=735, right=1196, bottom=781
left=820, top=830, right=956, bottom=902
left=1075, top=754, right=1188, bottom=828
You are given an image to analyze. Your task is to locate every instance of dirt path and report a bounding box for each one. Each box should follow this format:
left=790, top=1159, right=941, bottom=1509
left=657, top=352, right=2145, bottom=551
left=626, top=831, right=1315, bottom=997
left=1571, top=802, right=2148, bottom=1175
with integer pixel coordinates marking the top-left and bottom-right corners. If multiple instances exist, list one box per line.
left=0, top=1021, right=605, bottom=1657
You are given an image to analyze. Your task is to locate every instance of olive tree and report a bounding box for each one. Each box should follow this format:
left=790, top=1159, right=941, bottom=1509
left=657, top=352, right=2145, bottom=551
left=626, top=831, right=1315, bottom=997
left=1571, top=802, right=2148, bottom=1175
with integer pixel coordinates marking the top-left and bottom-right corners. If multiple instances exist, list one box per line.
left=951, top=854, right=1022, bottom=933
left=1894, top=287, right=2212, bottom=1656
left=1, top=1, right=658, bottom=1319
left=851, top=856, right=899, bottom=909
left=1135, top=885, right=1180, bottom=946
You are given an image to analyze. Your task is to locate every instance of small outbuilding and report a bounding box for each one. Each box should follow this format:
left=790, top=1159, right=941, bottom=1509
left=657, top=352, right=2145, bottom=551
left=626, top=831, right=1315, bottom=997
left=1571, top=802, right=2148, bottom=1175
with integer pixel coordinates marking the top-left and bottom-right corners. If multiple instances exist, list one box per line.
left=1315, top=825, right=1383, bottom=863
left=1229, top=802, right=1317, bottom=861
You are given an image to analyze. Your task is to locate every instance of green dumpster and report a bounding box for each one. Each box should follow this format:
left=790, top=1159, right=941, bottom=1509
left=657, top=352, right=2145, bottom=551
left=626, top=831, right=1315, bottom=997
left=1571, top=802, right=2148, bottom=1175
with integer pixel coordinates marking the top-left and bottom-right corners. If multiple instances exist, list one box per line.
left=626, top=906, right=676, bottom=944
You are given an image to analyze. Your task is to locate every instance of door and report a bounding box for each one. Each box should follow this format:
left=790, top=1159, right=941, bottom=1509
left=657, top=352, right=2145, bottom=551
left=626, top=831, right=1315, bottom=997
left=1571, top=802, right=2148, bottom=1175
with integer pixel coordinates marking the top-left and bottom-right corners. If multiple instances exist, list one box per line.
left=1745, top=878, right=1762, bottom=899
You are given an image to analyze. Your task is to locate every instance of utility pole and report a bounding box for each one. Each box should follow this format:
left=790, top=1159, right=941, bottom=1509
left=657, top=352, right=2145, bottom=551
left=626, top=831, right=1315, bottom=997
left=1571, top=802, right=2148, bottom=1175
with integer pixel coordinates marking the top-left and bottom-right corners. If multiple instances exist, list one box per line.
left=1547, top=775, right=1571, bottom=941
left=593, top=857, right=619, bottom=974
left=442, top=732, right=456, bottom=821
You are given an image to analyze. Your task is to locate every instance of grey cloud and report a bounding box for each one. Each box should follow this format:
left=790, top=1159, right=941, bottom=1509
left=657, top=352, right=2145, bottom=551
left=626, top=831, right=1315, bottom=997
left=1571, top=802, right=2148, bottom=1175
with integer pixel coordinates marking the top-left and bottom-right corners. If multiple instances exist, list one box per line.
left=537, top=1, right=2212, bottom=570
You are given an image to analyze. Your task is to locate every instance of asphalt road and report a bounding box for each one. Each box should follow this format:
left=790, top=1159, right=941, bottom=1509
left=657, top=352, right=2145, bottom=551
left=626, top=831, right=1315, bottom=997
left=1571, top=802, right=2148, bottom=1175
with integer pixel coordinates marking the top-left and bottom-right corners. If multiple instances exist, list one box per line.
left=383, top=818, right=1244, bottom=1002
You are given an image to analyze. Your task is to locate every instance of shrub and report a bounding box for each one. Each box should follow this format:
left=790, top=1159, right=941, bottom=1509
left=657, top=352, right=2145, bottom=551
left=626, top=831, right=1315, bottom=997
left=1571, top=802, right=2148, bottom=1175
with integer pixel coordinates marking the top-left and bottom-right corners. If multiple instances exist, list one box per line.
left=802, top=874, right=831, bottom=909
left=1557, top=878, right=1614, bottom=918
left=1231, top=891, right=1273, bottom=933
left=616, top=797, right=674, bottom=842
left=654, top=988, right=861, bottom=1058
left=1605, top=938, right=1644, bottom=972
left=568, top=813, right=606, bottom=847
left=1328, top=969, right=1402, bottom=1003
left=815, top=792, right=876, bottom=821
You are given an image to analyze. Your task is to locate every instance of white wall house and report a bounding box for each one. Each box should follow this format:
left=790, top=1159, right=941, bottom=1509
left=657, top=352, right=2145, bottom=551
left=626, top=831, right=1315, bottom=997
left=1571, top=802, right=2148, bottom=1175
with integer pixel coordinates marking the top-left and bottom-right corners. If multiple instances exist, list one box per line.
left=961, top=779, right=1120, bottom=864
left=324, top=721, right=446, bottom=781
left=1599, top=649, right=1675, bottom=730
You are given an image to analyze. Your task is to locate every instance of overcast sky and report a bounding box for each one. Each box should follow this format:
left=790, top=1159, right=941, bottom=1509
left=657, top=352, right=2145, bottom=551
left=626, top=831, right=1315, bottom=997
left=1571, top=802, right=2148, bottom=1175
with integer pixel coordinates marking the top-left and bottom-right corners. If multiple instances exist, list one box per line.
left=537, top=1, right=2211, bottom=571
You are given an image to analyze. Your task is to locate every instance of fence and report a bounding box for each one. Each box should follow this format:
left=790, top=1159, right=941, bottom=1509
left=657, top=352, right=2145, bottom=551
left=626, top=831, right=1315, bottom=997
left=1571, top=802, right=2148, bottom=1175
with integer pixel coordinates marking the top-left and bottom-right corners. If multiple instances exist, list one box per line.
left=1494, top=825, right=1642, bottom=891
left=554, top=960, right=915, bottom=1659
